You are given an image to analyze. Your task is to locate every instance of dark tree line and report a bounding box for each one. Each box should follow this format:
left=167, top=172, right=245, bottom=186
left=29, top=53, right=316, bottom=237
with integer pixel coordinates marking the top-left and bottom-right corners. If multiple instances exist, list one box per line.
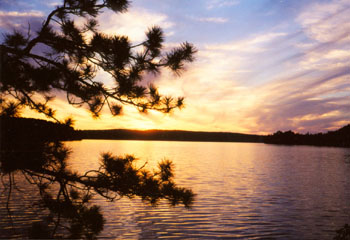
left=3, top=116, right=348, bottom=147
left=78, top=128, right=263, bottom=142
left=265, top=125, right=350, bottom=148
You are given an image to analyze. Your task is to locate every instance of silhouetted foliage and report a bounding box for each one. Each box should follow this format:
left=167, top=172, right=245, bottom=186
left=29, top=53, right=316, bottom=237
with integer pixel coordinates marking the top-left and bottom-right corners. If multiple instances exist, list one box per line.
left=264, top=125, right=350, bottom=148
left=0, top=128, right=193, bottom=238
left=334, top=224, right=350, bottom=240
left=0, top=0, right=196, bottom=120
left=0, top=0, right=195, bottom=238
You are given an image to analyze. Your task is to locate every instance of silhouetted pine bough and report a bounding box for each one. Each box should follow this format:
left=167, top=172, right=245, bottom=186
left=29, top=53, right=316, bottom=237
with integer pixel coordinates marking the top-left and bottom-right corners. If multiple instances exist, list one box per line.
left=334, top=224, right=350, bottom=240
left=0, top=0, right=196, bottom=120
left=0, top=0, right=196, bottom=237
left=0, top=126, right=194, bottom=238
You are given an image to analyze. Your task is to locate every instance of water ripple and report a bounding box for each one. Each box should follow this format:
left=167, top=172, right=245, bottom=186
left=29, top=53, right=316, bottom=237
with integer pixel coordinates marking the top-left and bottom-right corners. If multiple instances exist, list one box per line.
left=1, top=141, right=350, bottom=239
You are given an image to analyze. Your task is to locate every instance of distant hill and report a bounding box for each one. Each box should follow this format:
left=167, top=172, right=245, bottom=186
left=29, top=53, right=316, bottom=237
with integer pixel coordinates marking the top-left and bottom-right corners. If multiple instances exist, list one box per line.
left=264, top=125, right=350, bottom=148
left=77, top=124, right=350, bottom=147
left=77, top=129, right=264, bottom=143
left=1, top=117, right=349, bottom=148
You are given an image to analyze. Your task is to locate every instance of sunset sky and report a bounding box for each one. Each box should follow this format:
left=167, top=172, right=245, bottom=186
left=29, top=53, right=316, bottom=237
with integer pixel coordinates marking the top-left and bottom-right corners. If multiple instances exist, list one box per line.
left=1, top=0, right=349, bottom=134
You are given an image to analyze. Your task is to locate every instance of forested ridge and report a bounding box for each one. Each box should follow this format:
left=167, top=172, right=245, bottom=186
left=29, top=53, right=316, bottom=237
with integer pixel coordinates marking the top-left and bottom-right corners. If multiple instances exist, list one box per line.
left=264, top=125, right=350, bottom=148
left=78, top=129, right=263, bottom=142
left=2, top=117, right=349, bottom=147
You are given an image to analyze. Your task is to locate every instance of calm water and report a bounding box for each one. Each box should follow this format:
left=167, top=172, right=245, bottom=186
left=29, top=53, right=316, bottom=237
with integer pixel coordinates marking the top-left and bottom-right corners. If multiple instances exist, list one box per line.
left=1, top=140, right=350, bottom=239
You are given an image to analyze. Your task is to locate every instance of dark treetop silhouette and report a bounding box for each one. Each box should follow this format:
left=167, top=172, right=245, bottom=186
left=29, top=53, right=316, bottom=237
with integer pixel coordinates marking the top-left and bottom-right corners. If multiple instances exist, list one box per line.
left=0, top=0, right=195, bottom=238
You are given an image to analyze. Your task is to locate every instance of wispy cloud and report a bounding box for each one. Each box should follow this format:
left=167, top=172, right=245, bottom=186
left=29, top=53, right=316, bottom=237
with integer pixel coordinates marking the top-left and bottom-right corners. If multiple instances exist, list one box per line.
left=0, top=11, right=43, bottom=17
left=238, top=66, right=350, bottom=133
left=206, top=0, right=240, bottom=10
left=0, top=10, right=44, bottom=31
left=296, top=0, right=350, bottom=43
left=162, top=0, right=350, bottom=134
left=195, top=17, right=229, bottom=23
left=5, top=0, right=349, bottom=134
left=97, top=8, right=174, bottom=43
left=33, top=15, right=349, bottom=134
left=206, top=32, right=287, bottom=53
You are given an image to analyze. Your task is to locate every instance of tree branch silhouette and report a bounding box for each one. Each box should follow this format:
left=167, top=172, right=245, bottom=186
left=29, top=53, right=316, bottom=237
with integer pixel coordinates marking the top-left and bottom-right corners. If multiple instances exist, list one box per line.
left=1, top=0, right=196, bottom=120
left=0, top=0, right=196, bottom=238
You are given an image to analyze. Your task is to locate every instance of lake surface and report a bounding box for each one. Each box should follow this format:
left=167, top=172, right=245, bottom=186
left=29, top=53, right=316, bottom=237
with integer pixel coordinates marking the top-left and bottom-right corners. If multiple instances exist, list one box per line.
left=1, top=140, right=350, bottom=239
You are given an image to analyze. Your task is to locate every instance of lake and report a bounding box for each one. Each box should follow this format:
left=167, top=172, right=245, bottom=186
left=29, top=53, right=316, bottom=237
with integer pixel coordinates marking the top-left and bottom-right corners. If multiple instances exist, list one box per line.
left=1, top=140, right=350, bottom=239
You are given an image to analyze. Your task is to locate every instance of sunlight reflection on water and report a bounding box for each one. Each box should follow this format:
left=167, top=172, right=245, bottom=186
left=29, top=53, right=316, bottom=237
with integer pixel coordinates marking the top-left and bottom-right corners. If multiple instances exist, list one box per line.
left=1, top=140, right=350, bottom=239
left=65, top=140, right=350, bottom=239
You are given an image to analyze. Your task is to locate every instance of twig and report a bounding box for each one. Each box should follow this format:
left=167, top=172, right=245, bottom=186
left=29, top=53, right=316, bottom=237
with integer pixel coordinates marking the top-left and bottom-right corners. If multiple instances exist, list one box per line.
left=6, top=173, right=15, bottom=233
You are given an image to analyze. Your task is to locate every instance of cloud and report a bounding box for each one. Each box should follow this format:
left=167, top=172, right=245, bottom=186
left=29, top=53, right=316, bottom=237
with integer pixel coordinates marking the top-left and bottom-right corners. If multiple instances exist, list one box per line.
left=238, top=66, right=350, bottom=133
left=42, top=1, right=61, bottom=8
left=296, top=0, right=350, bottom=43
left=0, top=11, right=43, bottom=17
left=78, top=22, right=348, bottom=134
left=206, top=32, right=287, bottom=53
left=195, top=17, right=229, bottom=23
left=0, top=10, right=44, bottom=32
left=206, top=0, right=240, bottom=9
left=161, top=3, right=350, bottom=135
left=232, top=0, right=350, bottom=133
left=10, top=0, right=349, bottom=134
left=143, top=31, right=290, bottom=133
left=97, top=8, right=174, bottom=43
